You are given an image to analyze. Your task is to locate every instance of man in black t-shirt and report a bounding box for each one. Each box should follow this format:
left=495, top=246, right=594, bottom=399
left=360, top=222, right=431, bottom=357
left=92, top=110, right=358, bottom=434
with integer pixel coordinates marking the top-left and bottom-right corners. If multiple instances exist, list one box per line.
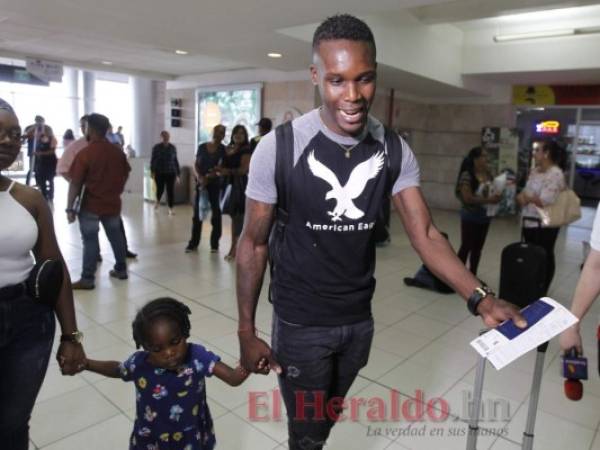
left=237, top=15, right=526, bottom=450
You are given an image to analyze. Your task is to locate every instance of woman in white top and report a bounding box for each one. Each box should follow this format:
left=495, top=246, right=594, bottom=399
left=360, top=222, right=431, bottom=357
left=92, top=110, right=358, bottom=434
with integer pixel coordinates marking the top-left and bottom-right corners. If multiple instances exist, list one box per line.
left=516, top=138, right=567, bottom=294
left=560, top=205, right=600, bottom=354
left=0, top=98, right=85, bottom=450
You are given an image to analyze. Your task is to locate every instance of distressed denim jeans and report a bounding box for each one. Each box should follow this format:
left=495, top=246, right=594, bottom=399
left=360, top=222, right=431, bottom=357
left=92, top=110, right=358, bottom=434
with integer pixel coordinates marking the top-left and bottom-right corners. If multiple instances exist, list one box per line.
left=272, top=313, right=374, bottom=450
left=0, top=290, right=55, bottom=450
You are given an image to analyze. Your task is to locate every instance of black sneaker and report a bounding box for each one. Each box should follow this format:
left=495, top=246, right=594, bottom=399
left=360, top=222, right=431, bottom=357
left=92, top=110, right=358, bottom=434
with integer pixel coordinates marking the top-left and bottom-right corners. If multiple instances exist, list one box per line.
left=72, top=280, right=95, bottom=290
left=109, top=269, right=128, bottom=280
left=126, top=250, right=137, bottom=259
left=185, top=246, right=197, bottom=253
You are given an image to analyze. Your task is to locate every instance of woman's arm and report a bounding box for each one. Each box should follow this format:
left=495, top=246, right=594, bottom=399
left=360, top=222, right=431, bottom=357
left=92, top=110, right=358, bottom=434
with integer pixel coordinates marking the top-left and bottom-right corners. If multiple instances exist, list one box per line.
left=235, top=153, right=251, bottom=177
left=538, top=169, right=565, bottom=206
left=459, top=184, right=500, bottom=205
left=28, top=188, right=85, bottom=375
left=560, top=249, right=600, bottom=353
left=212, top=361, right=250, bottom=386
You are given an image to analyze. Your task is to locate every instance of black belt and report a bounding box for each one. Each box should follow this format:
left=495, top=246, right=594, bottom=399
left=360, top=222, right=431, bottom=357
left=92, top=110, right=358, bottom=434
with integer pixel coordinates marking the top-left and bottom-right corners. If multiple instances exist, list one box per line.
left=0, top=282, right=26, bottom=301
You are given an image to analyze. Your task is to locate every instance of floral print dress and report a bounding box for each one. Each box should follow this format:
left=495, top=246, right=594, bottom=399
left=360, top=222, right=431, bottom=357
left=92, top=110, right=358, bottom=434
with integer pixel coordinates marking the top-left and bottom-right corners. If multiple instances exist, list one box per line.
left=119, top=343, right=220, bottom=450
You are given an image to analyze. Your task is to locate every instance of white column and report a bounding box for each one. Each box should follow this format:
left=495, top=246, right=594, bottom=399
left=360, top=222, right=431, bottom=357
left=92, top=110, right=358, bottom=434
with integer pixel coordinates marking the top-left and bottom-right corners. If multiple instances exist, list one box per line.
left=64, top=67, right=80, bottom=134
left=82, top=71, right=95, bottom=115
left=130, top=76, right=160, bottom=158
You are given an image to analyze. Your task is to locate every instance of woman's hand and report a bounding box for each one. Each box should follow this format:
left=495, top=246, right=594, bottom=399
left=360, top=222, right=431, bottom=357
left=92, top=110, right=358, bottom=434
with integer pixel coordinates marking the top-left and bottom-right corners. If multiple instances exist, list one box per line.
left=487, top=193, right=502, bottom=204
left=57, top=342, right=87, bottom=375
left=559, top=324, right=583, bottom=354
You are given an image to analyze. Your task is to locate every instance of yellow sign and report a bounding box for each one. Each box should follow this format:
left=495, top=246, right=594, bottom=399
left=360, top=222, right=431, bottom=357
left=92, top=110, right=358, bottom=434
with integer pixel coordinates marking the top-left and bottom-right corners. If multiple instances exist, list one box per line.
left=512, top=86, right=556, bottom=106
left=536, top=120, right=560, bottom=134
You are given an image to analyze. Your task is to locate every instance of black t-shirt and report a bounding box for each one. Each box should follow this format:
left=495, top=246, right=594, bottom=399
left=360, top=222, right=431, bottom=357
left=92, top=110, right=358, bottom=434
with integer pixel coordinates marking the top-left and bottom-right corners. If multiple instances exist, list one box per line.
left=195, top=142, right=225, bottom=183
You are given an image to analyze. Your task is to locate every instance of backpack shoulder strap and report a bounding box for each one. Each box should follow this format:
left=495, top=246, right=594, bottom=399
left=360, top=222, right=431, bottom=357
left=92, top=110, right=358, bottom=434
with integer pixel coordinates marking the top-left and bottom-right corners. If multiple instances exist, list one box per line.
left=274, top=121, right=294, bottom=221
left=383, top=126, right=403, bottom=192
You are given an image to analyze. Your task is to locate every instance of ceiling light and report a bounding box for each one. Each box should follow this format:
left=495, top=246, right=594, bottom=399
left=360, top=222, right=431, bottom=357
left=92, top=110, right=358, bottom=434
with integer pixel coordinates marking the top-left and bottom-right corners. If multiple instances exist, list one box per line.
left=267, top=52, right=283, bottom=58
left=174, top=49, right=188, bottom=55
left=494, top=29, right=575, bottom=42
left=101, top=61, right=113, bottom=65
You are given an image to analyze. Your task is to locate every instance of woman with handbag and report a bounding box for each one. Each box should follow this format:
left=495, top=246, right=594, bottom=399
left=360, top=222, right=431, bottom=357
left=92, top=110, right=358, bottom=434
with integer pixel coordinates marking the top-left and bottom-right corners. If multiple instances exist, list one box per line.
left=516, top=138, right=567, bottom=293
left=455, top=147, right=501, bottom=275
left=221, top=124, right=252, bottom=261
left=0, top=98, right=85, bottom=450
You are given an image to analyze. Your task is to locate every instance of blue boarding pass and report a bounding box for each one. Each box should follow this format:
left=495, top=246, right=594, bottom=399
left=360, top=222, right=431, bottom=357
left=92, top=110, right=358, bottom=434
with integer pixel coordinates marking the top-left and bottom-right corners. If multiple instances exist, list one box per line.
left=470, top=297, right=578, bottom=370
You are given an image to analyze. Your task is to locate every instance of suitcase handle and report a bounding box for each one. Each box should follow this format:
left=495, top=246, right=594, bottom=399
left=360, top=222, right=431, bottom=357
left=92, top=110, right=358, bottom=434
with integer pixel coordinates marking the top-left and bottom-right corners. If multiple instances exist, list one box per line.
left=521, top=216, right=542, bottom=242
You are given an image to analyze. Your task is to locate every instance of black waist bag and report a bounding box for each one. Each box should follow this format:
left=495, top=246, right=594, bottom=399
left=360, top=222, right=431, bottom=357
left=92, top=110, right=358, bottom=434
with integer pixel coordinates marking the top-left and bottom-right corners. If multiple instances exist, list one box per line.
left=26, top=259, right=63, bottom=307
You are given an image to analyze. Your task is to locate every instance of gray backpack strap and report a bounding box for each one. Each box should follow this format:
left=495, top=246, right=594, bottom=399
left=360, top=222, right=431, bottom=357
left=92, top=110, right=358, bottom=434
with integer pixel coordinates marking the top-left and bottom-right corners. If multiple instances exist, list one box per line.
left=383, top=127, right=403, bottom=191
left=269, top=121, right=294, bottom=303
left=274, top=121, right=294, bottom=220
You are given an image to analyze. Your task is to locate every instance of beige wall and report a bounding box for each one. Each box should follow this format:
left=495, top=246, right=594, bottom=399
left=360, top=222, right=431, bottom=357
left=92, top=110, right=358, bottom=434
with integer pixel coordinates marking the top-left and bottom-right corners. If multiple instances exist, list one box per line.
left=392, top=97, right=516, bottom=210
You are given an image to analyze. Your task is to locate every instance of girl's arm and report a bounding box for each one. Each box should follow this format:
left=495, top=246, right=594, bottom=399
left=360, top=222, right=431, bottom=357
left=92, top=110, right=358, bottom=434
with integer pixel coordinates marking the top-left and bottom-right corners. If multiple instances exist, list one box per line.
left=212, top=361, right=250, bottom=386
left=85, top=359, right=122, bottom=378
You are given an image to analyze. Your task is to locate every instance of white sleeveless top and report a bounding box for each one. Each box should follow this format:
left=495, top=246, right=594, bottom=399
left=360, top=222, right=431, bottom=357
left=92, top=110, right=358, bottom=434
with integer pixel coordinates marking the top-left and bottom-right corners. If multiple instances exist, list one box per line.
left=0, top=180, right=38, bottom=288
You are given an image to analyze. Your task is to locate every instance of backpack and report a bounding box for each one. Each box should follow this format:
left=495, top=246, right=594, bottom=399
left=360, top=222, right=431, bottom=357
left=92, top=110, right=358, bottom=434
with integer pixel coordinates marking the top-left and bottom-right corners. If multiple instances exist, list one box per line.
left=267, top=121, right=403, bottom=302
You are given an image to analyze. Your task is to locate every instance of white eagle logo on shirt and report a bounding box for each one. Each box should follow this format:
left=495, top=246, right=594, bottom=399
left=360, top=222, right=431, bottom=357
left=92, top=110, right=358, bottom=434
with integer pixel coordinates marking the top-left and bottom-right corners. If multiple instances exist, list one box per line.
left=308, top=150, right=385, bottom=222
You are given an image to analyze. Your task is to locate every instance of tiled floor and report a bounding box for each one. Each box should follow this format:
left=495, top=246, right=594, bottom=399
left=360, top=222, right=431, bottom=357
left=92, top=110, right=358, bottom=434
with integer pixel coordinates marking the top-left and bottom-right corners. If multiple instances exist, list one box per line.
left=26, top=180, right=600, bottom=450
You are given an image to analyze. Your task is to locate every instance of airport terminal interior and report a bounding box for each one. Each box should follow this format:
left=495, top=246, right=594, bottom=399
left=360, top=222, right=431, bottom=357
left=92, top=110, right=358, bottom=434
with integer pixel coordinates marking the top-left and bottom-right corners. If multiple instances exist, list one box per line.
left=1, top=1, right=600, bottom=449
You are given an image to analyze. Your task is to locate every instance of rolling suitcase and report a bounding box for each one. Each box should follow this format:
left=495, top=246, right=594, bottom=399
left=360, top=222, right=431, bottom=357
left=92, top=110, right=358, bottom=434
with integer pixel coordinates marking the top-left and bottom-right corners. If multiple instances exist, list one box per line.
left=467, top=218, right=549, bottom=450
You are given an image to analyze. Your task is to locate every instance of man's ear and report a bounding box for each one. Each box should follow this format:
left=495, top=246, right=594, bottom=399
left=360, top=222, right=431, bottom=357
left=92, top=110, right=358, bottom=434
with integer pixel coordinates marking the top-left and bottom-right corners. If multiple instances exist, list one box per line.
left=309, top=64, right=318, bottom=86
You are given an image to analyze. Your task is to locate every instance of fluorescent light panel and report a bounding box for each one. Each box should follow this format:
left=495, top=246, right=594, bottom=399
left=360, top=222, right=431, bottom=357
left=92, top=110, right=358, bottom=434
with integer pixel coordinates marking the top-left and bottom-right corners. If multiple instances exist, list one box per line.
left=494, top=28, right=575, bottom=42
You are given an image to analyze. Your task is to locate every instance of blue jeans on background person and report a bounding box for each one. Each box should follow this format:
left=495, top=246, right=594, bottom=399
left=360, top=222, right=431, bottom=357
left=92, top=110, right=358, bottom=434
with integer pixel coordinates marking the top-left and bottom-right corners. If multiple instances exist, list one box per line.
left=271, top=313, right=374, bottom=450
left=0, top=289, right=55, bottom=450
left=79, top=210, right=127, bottom=284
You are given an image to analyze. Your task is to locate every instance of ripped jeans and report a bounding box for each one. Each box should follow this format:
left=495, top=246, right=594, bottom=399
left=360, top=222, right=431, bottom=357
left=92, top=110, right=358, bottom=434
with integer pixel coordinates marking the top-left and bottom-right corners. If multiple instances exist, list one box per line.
left=0, top=288, right=55, bottom=450
left=272, top=313, right=374, bottom=450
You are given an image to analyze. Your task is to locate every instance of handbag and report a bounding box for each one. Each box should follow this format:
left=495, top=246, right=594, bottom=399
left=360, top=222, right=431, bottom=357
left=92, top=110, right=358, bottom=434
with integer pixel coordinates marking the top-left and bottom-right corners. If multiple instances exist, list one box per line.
left=197, top=188, right=211, bottom=221
left=535, top=188, right=582, bottom=227
left=26, top=259, right=64, bottom=307
left=220, top=175, right=247, bottom=215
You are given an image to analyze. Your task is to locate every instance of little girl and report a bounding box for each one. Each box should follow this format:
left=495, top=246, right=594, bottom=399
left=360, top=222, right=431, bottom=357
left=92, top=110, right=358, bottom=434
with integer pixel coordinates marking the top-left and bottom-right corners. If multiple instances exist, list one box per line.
left=83, top=297, right=249, bottom=450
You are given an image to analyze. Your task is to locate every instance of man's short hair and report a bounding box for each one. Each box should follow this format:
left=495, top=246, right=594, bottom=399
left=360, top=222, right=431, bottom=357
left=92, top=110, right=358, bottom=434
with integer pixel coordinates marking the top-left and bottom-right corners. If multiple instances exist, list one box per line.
left=80, top=114, right=89, bottom=123
left=87, top=113, right=110, bottom=136
left=312, top=14, right=376, bottom=61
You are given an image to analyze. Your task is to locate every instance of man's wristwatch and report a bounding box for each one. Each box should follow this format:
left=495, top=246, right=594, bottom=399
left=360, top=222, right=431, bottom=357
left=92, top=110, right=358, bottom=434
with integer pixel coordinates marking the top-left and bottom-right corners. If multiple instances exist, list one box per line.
left=467, top=285, right=495, bottom=316
left=65, top=208, right=75, bottom=213
left=60, top=331, right=84, bottom=343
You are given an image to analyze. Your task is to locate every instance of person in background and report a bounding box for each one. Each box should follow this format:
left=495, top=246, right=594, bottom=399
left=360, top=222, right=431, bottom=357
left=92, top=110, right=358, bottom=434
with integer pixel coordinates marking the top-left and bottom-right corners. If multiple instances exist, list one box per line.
left=23, top=115, right=53, bottom=186
left=455, top=147, right=501, bottom=275
left=33, top=130, right=58, bottom=201
left=106, top=124, right=123, bottom=149
left=57, top=116, right=89, bottom=180
left=221, top=124, right=252, bottom=261
left=516, top=138, right=567, bottom=294
left=66, top=113, right=131, bottom=290
left=185, top=125, right=226, bottom=253
left=115, top=126, right=125, bottom=148
left=58, top=115, right=138, bottom=260
left=250, top=117, right=272, bottom=152
left=0, top=98, right=85, bottom=450
left=150, top=130, right=180, bottom=216
left=560, top=204, right=600, bottom=354
left=62, top=129, right=75, bottom=156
